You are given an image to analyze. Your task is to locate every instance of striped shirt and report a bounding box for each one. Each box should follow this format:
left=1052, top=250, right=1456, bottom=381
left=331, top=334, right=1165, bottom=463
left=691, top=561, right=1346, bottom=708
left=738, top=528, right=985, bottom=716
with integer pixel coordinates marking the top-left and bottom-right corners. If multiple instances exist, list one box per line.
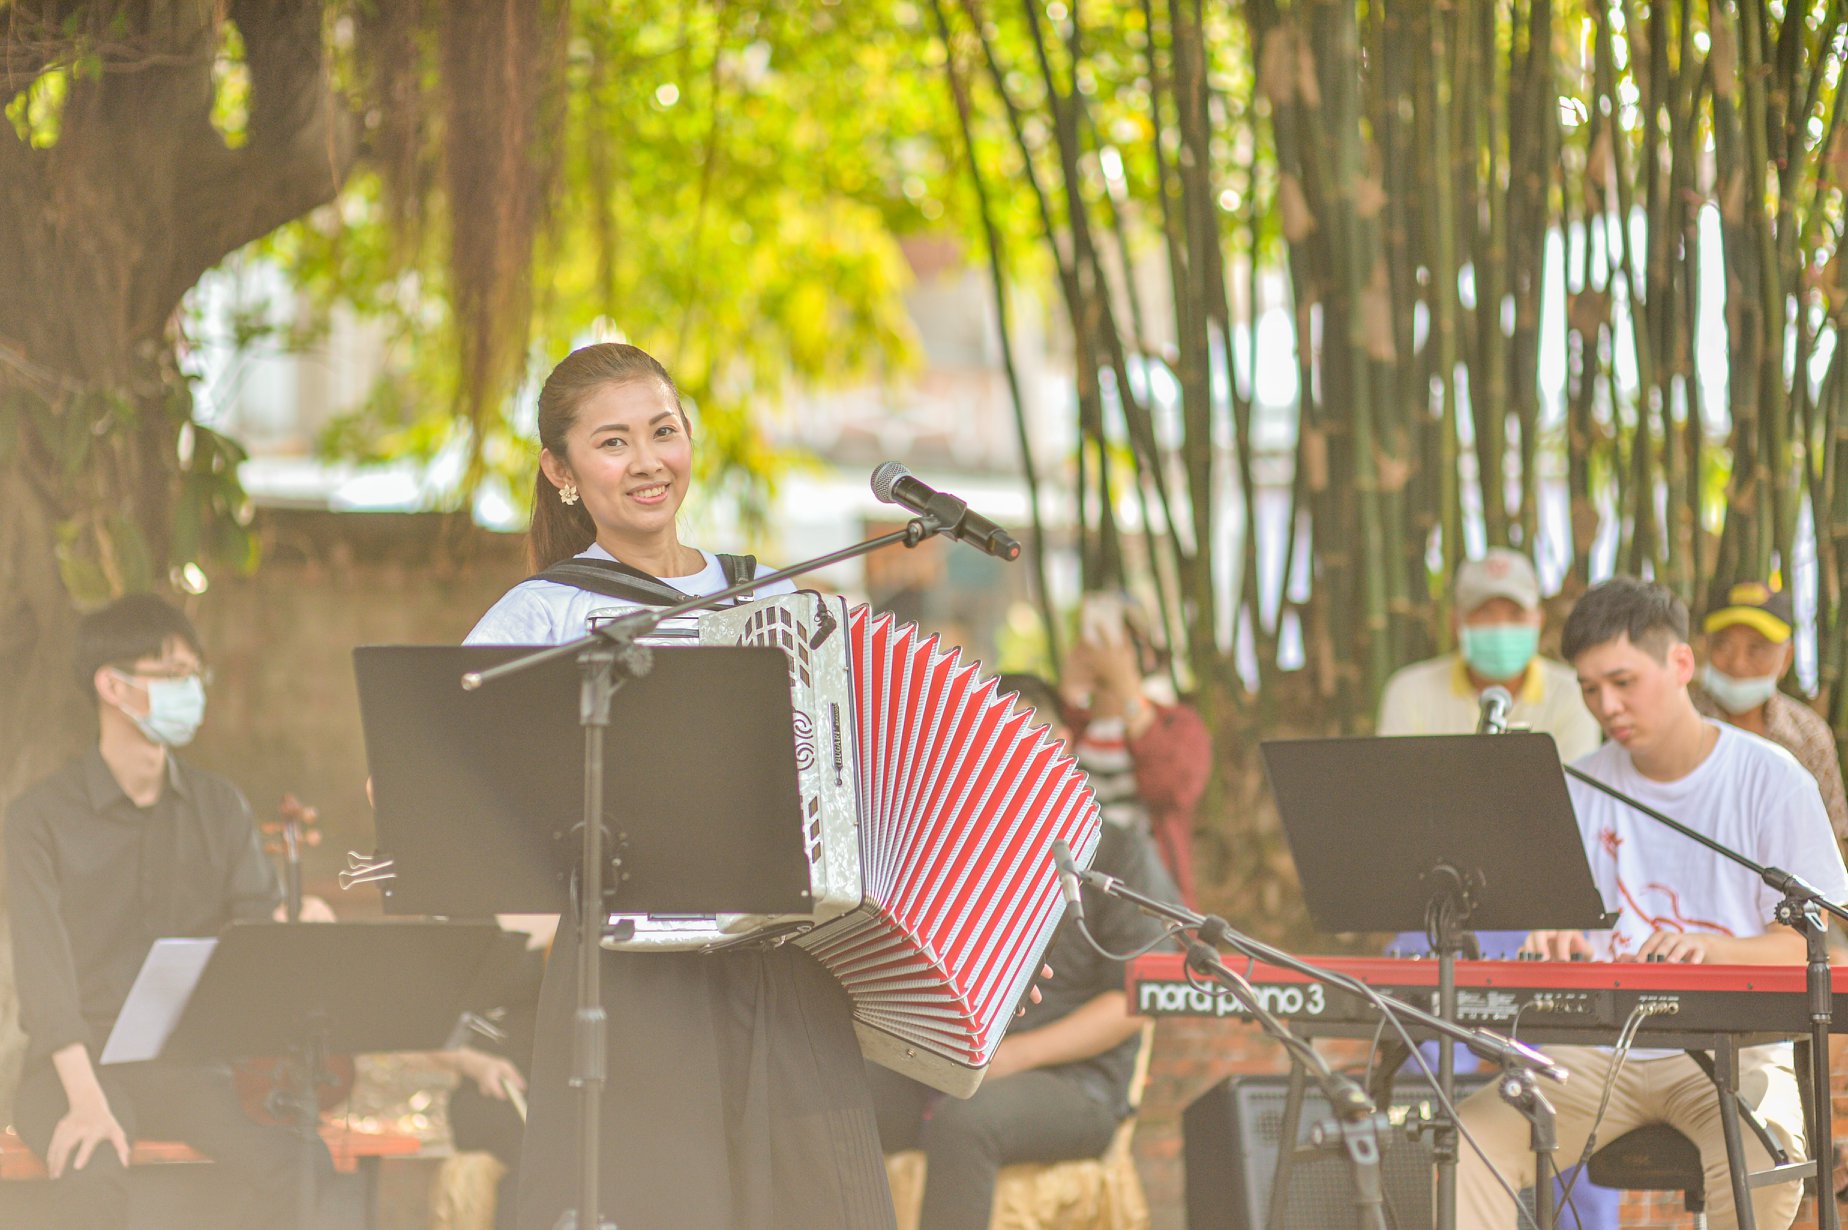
left=1075, top=715, right=1151, bottom=832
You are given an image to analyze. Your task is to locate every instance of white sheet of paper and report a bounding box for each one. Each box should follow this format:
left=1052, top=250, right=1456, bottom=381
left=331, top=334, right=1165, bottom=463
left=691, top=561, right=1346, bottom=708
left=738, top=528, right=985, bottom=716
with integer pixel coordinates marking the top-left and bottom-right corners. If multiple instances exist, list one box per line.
left=99, top=937, right=218, bottom=1065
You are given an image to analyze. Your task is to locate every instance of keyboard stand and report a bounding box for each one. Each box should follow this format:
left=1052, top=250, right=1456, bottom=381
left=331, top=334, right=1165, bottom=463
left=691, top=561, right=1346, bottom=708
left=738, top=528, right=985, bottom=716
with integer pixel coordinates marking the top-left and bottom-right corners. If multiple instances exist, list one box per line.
left=1299, top=1024, right=1816, bottom=1230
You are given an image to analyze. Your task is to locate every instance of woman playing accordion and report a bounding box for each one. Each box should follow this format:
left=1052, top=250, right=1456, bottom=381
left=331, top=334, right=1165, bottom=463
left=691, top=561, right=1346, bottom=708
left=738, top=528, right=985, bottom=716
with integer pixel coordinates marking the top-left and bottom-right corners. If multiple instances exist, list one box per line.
left=465, top=343, right=896, bottom=1230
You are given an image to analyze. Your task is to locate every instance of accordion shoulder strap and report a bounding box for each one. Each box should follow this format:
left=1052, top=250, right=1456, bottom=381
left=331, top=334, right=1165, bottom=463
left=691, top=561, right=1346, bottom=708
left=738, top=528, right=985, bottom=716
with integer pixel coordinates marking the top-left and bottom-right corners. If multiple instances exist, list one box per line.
left=532, top=553, right=758, bottom=607
left=716, top=552, right=759, bottom=591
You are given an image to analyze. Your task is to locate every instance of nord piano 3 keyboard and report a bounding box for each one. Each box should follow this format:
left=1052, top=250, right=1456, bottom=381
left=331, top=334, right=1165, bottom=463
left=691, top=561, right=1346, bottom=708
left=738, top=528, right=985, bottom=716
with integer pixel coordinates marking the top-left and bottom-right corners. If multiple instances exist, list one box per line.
left=1126, top=953, right=1848, bottom=1043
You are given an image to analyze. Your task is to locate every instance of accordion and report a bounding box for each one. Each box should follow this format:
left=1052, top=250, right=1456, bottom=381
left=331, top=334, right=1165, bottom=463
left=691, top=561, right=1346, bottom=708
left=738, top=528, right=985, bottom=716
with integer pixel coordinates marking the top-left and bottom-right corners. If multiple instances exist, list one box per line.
left=603, top=593, right=1102, bottom=1096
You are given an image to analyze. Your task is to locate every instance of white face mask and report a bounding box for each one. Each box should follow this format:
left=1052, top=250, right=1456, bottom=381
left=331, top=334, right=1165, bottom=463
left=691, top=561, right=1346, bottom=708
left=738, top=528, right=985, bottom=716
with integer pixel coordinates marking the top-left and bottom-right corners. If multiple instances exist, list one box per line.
left=1701, top=664, right=1778, bottom=716
left=113, top=673, right=207, bottom=747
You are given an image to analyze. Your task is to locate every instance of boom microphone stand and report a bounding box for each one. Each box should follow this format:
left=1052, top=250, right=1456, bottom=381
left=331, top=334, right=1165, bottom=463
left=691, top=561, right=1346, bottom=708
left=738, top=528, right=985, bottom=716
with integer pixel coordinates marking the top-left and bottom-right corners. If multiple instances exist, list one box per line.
left=1259, top=732, right=1610, bottom=1230
left=465, top=478, right=1016, bottom=1230
left=1565, top=764, right=1848, bottom=1230
left=1054, top=853, right=1567, bottom=1230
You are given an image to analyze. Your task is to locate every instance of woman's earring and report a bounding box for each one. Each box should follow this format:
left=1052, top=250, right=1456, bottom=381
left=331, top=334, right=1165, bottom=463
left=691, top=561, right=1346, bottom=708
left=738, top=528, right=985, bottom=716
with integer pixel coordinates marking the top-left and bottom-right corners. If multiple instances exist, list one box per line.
left=559, top=483, right=579, bottom=506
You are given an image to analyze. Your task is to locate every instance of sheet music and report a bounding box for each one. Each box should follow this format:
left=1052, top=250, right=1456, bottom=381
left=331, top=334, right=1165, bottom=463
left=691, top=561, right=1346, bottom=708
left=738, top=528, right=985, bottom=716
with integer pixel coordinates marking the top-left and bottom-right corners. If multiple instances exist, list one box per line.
left=99, top=937, right=218, bottom=1065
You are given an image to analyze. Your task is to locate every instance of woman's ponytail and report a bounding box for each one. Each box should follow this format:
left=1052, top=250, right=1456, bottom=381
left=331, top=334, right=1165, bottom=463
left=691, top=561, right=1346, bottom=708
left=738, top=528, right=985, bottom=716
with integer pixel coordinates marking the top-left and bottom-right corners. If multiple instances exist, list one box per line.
left=527, top=468, right=598, bottom=572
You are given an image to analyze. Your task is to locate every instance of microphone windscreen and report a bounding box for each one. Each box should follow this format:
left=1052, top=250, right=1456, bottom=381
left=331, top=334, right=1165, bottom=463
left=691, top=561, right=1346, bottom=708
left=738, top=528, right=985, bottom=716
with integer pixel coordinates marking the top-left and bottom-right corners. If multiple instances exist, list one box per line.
left=870, top=461, right=910, bottom=504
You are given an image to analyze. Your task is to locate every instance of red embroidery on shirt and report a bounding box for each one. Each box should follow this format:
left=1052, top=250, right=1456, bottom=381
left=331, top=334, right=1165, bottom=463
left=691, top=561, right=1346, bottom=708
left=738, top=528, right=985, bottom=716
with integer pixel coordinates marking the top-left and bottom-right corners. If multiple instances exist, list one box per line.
left=1610, top=877, right=1738, bottom=948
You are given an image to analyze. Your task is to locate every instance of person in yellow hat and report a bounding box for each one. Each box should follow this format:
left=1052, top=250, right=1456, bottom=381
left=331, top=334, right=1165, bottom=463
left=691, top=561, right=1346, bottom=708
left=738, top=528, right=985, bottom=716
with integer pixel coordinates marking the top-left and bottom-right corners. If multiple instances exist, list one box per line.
left=1692, top=579, right=1847, bottom=844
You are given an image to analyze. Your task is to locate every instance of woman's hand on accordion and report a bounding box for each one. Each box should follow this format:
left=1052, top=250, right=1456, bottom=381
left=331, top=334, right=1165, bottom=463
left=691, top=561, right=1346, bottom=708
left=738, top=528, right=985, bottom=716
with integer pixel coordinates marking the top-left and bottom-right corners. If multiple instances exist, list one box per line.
left=1015, top=963, right=1054, bottom=1018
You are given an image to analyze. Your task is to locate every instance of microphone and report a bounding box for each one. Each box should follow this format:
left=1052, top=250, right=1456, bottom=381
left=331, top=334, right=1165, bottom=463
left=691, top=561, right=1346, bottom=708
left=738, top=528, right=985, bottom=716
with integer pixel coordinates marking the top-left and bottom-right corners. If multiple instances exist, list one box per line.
left=1477, top=684, right=1513, bottom=735
left=1050, top=839, right=1085, bottom=926
left=870, top=462, right=1023, bottom=561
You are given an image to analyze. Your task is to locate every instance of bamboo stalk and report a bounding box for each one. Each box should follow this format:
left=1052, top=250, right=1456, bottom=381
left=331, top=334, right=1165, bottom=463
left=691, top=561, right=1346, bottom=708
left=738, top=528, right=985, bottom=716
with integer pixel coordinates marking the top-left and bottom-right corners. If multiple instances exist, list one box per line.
left=926, top=0, right=1063, bottom=668
left=1735, top=0, right=1788, bottom=576
left=1428, top=0, right=1464, bottom=626
left=1508, top=0, right=1555, bottom=555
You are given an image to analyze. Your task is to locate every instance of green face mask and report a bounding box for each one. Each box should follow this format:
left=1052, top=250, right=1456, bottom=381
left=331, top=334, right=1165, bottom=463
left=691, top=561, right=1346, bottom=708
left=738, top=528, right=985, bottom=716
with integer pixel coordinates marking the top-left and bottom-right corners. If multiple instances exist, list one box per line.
left=1459, top=623, right=1539, bottom=682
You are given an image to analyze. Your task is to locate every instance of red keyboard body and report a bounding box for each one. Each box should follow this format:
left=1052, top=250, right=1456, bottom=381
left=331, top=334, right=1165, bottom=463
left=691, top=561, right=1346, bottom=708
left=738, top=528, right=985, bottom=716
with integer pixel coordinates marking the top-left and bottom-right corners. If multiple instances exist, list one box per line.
left=1126, top=953, right=1848, bottom=1040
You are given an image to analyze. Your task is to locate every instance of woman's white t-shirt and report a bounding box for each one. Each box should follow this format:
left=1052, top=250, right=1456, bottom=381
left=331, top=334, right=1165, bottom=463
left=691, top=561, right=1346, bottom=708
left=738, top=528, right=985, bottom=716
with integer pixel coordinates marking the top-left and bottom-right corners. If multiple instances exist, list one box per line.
left=466, top=543, right=795, bottom=646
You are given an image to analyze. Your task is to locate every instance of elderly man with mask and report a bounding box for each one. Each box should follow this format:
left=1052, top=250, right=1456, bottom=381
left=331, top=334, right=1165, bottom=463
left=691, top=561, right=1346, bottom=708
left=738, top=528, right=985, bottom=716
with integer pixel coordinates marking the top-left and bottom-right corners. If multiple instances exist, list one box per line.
left=1377, top=550, right=1616, bottom=1226
left=1378, top=548, right=1601, bottom=760
left=1692, top=579, right=1848, bottom=845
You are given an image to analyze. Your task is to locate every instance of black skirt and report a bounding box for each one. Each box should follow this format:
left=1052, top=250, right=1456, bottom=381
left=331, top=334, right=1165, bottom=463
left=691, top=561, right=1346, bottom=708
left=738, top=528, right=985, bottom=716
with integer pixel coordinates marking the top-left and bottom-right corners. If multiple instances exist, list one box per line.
left=515, top=923, right=896, bottom=1230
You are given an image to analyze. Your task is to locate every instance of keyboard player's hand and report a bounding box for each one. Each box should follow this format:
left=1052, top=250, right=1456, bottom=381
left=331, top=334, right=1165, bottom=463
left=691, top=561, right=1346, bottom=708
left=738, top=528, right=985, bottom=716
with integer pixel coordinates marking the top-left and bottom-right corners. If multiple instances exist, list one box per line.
left=1634, top=930, right=1709, bottom=963
left=1521, top=929, right=1595, bottom=961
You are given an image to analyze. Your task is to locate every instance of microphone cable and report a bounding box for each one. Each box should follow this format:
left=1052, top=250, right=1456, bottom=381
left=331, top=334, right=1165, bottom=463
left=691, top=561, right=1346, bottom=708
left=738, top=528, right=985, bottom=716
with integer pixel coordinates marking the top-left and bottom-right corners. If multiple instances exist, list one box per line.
left=1546, top=1000, right=1677, bottom=1227
left=1065, top=882, right=1553, bottom=1228
left=1072, top=917, right=1188, bottom=964
left=1165, top=940, right=1549, bottom=1230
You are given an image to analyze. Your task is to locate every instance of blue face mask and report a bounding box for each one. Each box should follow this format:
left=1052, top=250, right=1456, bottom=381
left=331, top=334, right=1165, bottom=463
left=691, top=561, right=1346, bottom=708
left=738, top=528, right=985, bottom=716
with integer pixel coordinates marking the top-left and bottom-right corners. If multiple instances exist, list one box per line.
left=1459, top=624, right=1539, bottom=683
left=115, top=674, right=207, bottom=748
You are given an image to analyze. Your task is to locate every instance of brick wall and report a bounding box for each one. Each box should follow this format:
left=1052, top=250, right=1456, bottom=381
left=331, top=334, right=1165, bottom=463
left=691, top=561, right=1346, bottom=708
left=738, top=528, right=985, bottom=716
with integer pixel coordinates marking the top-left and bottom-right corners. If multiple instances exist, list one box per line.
left=186, top=511, right=527, bottom=895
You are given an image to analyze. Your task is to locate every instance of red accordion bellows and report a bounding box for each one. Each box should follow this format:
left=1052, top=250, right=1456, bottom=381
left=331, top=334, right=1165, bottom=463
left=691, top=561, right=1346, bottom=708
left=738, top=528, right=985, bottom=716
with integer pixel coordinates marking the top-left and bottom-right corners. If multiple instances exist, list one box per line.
left=798, top=607, right=1102, bottom=1096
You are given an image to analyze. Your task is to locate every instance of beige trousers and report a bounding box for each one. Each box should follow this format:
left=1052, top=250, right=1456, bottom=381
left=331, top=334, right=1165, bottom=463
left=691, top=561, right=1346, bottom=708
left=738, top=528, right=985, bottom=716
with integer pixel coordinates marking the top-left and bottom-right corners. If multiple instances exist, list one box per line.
left=1455, top=1045, right=1806, bottom=1230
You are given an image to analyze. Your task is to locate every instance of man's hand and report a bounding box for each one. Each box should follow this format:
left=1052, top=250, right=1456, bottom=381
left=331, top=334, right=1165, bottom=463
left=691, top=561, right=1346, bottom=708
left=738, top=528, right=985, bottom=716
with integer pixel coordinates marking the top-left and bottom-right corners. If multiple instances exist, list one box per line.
left=1521, top=930, right=1595, bottom=961
left=272, top=895, right=337, bottom=923
left=300, top=895, right=337, bottom=922
left=453, top=1048, right=527, bottom=1101
left=46, top=1096, right=128, bottom=1178
left=1633, top=931, right=1711, bottom=963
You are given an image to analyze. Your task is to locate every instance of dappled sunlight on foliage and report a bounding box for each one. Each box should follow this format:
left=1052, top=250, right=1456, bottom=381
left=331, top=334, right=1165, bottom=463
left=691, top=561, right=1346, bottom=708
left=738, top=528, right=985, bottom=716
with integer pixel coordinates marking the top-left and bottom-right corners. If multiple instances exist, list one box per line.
left=256, top=0, right=959, bottom=527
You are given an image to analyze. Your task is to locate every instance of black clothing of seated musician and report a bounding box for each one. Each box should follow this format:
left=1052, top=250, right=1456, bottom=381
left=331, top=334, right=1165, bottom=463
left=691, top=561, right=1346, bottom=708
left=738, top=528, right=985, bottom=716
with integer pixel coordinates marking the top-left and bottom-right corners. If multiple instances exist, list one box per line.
left=464, top=342, right=898, bottom=1230
left=5, top=595, right=326, bottom=1230
left=866, top=673, right=1176, bottom=1230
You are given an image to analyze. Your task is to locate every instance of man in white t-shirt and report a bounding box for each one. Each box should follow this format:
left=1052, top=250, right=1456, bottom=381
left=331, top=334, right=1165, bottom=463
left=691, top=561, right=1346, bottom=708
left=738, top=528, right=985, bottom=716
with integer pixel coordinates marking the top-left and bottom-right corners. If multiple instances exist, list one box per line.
left=1377, top=549, right=1601, bottom=762
left=1455, top=577, right=1848, bottom=1230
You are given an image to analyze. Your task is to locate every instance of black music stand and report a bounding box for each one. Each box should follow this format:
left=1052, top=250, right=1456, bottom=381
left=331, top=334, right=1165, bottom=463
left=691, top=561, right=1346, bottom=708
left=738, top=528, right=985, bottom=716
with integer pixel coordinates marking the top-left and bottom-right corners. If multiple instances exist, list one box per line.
left=1261, top=733, right=1613, bottom=1230
left=352, top=644, right=815, bottom=917
left=105, top=920, right=505, bottom=1230
left=354, top=643, right=816, bottom=1230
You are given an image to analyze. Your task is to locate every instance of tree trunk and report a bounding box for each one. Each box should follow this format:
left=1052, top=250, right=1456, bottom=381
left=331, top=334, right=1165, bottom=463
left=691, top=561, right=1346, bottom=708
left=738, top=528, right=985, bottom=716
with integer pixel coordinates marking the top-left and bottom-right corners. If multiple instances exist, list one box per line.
left=0, top=0, right=355, bottom=1116
left=0, top=465, right=95, bottom=1111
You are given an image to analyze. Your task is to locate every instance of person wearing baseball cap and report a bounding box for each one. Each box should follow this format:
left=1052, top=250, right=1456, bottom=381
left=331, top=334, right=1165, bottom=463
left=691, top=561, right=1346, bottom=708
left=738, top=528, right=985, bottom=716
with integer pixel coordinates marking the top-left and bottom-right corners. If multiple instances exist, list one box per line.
left=1377, top=556, right=1617, bottom=1225
left=1693, top=579, right=1846, bottom=842
left=1377, top=548, right=1602, bottom=762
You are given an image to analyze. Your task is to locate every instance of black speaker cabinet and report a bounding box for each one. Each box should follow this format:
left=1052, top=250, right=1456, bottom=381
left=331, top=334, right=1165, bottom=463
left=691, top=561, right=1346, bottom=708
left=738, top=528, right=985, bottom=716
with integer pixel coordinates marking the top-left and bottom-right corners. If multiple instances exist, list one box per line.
left=1182, top=1071, right=1494, bottom=1230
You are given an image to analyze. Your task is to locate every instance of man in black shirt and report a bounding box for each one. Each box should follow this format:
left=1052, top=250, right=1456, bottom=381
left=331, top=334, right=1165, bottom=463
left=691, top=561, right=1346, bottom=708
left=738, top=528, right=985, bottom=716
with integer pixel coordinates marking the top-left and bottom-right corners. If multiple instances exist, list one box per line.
left=5, top=594, right=318, bottom=1229
left=866, top=673, right=1176, bottom=1230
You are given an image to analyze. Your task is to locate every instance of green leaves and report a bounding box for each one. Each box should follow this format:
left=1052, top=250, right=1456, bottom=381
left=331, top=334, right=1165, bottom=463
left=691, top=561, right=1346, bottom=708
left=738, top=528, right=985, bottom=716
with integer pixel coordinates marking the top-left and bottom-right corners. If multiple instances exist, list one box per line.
left=256, top=0, right=951, bottom=514
left=174, top=422, right=257, bottom=579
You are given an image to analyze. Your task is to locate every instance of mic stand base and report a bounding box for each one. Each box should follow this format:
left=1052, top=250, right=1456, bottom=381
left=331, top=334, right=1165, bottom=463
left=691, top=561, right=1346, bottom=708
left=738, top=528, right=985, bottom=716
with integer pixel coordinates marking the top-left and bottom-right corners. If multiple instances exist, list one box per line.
left=1267, top=1061, right=1391, bottom=1230
left=1496, top=1066, right=1558, bottom=1230
left=1180, top=940, right=1391, bottom=1230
